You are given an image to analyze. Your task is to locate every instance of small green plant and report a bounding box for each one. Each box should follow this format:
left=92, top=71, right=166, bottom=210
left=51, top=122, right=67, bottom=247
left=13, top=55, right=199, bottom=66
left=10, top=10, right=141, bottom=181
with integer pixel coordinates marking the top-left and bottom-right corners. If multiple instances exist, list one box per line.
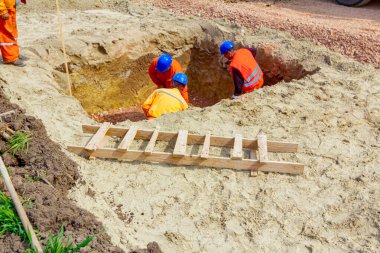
left=0, top=192, right=28, bottom=241
left=21, top=197, right=34, bottom=209
left=26, top=226, right=96, bottom=253
left=7, top=131, right=31, bottom=156
left=24, top=174, right=41, bottom=183
left=43, top=226, right=95, bottom=253
left=1, top=193, right=95, bottom=253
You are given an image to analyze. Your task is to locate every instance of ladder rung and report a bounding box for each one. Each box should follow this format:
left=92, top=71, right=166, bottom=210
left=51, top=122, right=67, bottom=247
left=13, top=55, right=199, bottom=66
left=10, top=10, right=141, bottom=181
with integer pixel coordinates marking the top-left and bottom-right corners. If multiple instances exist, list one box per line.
left=85, top=122, right=111, bottom=151
left=200, top=132, right=211, bottom=159
left=118, top=126, right=138, bottom=151
left=144, top=127, right=160, bottom=155
left=258, top=133, right=268, bottom=163
left=231, top=134, right=243, bottom=160
left=173, top=130, right=188, bottom=157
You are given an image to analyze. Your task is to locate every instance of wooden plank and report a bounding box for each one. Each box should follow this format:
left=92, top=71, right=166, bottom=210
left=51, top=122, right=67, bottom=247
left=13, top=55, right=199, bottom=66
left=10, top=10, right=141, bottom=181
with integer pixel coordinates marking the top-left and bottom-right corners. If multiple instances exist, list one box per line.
left=144, top=127, right=160, bottom=155
left=250, top=149, right=258, bottom=177
left=84, top=122, right=111, bottom=151
left=89, top=136, right=109, bottom=160
left=0, top=110, right=16, bottom=122
left=200, top=132, right=211, bottom=159
left=82, top=125, right=298, bottom=152
left=257, top=133, right=269, bottom=176
left=258, top=133, right=268, bottom=163
left=118, top=126, right=138, bottom=151
left=173, top=130, right=188, bottom=157
left=67, top=146, right=304, bottom=175
left=231, top=134, right=243, bottom=160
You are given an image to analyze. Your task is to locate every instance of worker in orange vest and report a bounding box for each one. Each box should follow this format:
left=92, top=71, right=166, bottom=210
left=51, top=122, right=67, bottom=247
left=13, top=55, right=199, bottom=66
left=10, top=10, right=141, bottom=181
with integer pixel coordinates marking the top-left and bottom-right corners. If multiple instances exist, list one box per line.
left=0, top=0, right=27, bottom=67
left=142, top=72, right=189, bottom=119
left=220, top=40, right=264, bottom=99
left=148, top=54, right=189, bottom=102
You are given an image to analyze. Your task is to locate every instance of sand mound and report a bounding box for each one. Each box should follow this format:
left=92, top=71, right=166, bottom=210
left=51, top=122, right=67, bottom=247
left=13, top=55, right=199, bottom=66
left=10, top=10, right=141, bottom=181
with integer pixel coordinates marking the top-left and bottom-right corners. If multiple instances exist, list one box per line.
left=1, top=2, right=379, bottom=252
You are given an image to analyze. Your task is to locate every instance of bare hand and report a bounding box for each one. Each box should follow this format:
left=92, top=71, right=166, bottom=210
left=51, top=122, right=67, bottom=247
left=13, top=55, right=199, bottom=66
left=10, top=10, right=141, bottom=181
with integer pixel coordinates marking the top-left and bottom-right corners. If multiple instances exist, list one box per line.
left=1, top=13, right=9, bottom=20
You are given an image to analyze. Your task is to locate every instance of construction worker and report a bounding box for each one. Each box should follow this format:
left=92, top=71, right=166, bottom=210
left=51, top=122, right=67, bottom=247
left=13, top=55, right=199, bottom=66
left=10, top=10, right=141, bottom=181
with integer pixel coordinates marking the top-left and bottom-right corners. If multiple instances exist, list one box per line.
left=0, top=0, right=26, bottom=67
left=148, top=54, right=189, bottom=102
left=142, top=72, right=189, bottom=119
left=220, top=40, right=264, bottom=99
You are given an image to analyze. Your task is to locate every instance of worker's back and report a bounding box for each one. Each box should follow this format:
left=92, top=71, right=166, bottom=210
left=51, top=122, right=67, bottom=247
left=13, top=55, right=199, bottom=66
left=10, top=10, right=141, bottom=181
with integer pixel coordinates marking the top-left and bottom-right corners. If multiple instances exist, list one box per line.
left=142, top=88, right=188, bottom=119
left=149, top=58, right=183, bottom=88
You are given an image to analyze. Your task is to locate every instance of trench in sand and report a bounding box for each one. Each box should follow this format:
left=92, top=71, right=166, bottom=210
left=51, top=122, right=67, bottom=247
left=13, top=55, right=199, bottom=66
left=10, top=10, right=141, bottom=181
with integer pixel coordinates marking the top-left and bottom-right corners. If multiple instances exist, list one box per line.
left=55, top=39, right=316, bottom=123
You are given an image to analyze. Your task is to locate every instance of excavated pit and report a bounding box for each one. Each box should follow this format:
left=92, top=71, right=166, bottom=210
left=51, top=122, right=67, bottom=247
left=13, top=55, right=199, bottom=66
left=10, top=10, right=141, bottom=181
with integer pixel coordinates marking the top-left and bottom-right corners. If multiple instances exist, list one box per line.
left=66, top=43, right=316, bottom=123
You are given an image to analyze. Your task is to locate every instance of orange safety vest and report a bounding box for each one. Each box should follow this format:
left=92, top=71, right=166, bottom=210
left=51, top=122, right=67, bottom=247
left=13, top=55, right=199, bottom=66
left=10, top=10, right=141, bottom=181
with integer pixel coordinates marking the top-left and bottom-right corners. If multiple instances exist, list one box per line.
left=230, top=48, right=264, bottom=93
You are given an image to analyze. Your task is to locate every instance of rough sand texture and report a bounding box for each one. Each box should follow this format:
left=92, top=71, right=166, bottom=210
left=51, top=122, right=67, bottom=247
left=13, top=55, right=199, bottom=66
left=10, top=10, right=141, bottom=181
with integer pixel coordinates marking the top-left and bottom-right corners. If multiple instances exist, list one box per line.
left=1, top=1, right=379, bottom=253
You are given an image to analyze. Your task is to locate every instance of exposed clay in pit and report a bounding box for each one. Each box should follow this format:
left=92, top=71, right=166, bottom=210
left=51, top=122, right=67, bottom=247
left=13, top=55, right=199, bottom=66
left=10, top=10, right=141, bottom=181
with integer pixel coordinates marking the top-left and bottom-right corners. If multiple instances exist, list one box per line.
left=65, top=43, right=316, bottom=123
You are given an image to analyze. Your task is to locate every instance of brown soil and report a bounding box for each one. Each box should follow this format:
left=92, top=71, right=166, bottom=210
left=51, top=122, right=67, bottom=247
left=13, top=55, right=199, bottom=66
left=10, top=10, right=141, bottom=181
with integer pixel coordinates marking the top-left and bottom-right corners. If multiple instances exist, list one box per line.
left=0, top=90, right=155, bottom=252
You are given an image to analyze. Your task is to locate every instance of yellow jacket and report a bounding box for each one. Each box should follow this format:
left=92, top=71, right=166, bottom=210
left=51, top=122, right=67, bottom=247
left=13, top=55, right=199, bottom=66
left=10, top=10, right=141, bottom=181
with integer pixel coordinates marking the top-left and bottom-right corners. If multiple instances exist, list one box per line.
left=0, top=0, right=15, bottom=15
left=142, top=88, right=188, bottom=119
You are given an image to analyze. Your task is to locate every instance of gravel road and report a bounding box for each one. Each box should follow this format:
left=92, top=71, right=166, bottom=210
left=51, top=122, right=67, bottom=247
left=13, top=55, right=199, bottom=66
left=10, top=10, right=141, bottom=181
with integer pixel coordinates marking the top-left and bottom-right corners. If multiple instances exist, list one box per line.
left=132, top=0, right=380, bottom=68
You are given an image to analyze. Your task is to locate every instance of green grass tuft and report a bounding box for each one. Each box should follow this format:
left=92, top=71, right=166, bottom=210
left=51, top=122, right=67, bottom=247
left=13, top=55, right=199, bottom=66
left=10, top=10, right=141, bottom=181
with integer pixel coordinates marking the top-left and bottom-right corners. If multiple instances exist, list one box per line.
left=42, top=226, right=95, bottom=253
left=26, top=226, right=96, bottom=253
left=1, top=193, right=95, bottom=253
left=7, top=131, right=31, bottom=156
left=0, top=192, right=28, bottom=241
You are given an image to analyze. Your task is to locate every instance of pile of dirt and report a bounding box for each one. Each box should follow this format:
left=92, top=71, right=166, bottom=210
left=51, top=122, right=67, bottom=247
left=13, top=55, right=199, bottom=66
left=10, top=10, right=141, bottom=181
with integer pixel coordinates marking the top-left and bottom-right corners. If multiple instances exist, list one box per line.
left=0, top=90, right=123, bottom=252
left=0, top=90, right=159, bottom=252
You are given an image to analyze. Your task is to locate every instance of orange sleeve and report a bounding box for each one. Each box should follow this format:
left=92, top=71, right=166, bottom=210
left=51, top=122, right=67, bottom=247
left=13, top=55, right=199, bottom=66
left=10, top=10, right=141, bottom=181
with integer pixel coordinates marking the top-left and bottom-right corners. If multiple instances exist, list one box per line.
left=148, top=58, right=164, bottom=88
left=142, top=90, right=157, bottom=117
left=180, top=86, right=189, bottom=103
left=0, top=0, right=7, bottom=15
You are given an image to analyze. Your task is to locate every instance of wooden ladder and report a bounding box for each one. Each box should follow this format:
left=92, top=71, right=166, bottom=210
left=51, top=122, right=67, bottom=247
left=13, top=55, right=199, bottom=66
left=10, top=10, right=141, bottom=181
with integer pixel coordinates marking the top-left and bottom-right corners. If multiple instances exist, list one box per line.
left=68, top=123, right=304, bottom=175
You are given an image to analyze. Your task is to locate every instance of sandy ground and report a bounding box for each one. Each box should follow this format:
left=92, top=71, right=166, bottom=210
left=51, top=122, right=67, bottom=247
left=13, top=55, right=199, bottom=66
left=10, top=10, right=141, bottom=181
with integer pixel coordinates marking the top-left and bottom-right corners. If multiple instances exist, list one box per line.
left=1, top=1, right=379, bottom=252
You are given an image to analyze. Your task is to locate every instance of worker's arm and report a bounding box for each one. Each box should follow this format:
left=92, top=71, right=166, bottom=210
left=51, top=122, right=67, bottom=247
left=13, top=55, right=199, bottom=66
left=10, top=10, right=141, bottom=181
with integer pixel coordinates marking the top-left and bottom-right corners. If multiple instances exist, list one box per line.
left=148, top=62, right=165, bottom=88
left=142, top=91, right=156, bottom=116
left=0, top=0, right=8, bottom=16
left=232, top=68, right=244, bottom=96
left=180, top=86, right=189, bottom=103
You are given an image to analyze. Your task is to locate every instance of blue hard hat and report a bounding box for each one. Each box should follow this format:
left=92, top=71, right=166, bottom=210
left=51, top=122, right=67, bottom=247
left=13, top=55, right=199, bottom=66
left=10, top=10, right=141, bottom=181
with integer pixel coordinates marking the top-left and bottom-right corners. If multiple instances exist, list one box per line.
left=219, top=40, right=234, bottom=55
left=156, top=54, right=173, bottom=72
left=172, top=72, right=188, bottom=86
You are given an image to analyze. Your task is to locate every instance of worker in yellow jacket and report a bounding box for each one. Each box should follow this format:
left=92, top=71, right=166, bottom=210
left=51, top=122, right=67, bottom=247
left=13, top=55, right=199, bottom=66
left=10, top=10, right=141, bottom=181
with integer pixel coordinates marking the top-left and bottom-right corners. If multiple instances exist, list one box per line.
left=142, top=73, right=189, bottom=119
left=0, top=0, right=26, bottom=66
